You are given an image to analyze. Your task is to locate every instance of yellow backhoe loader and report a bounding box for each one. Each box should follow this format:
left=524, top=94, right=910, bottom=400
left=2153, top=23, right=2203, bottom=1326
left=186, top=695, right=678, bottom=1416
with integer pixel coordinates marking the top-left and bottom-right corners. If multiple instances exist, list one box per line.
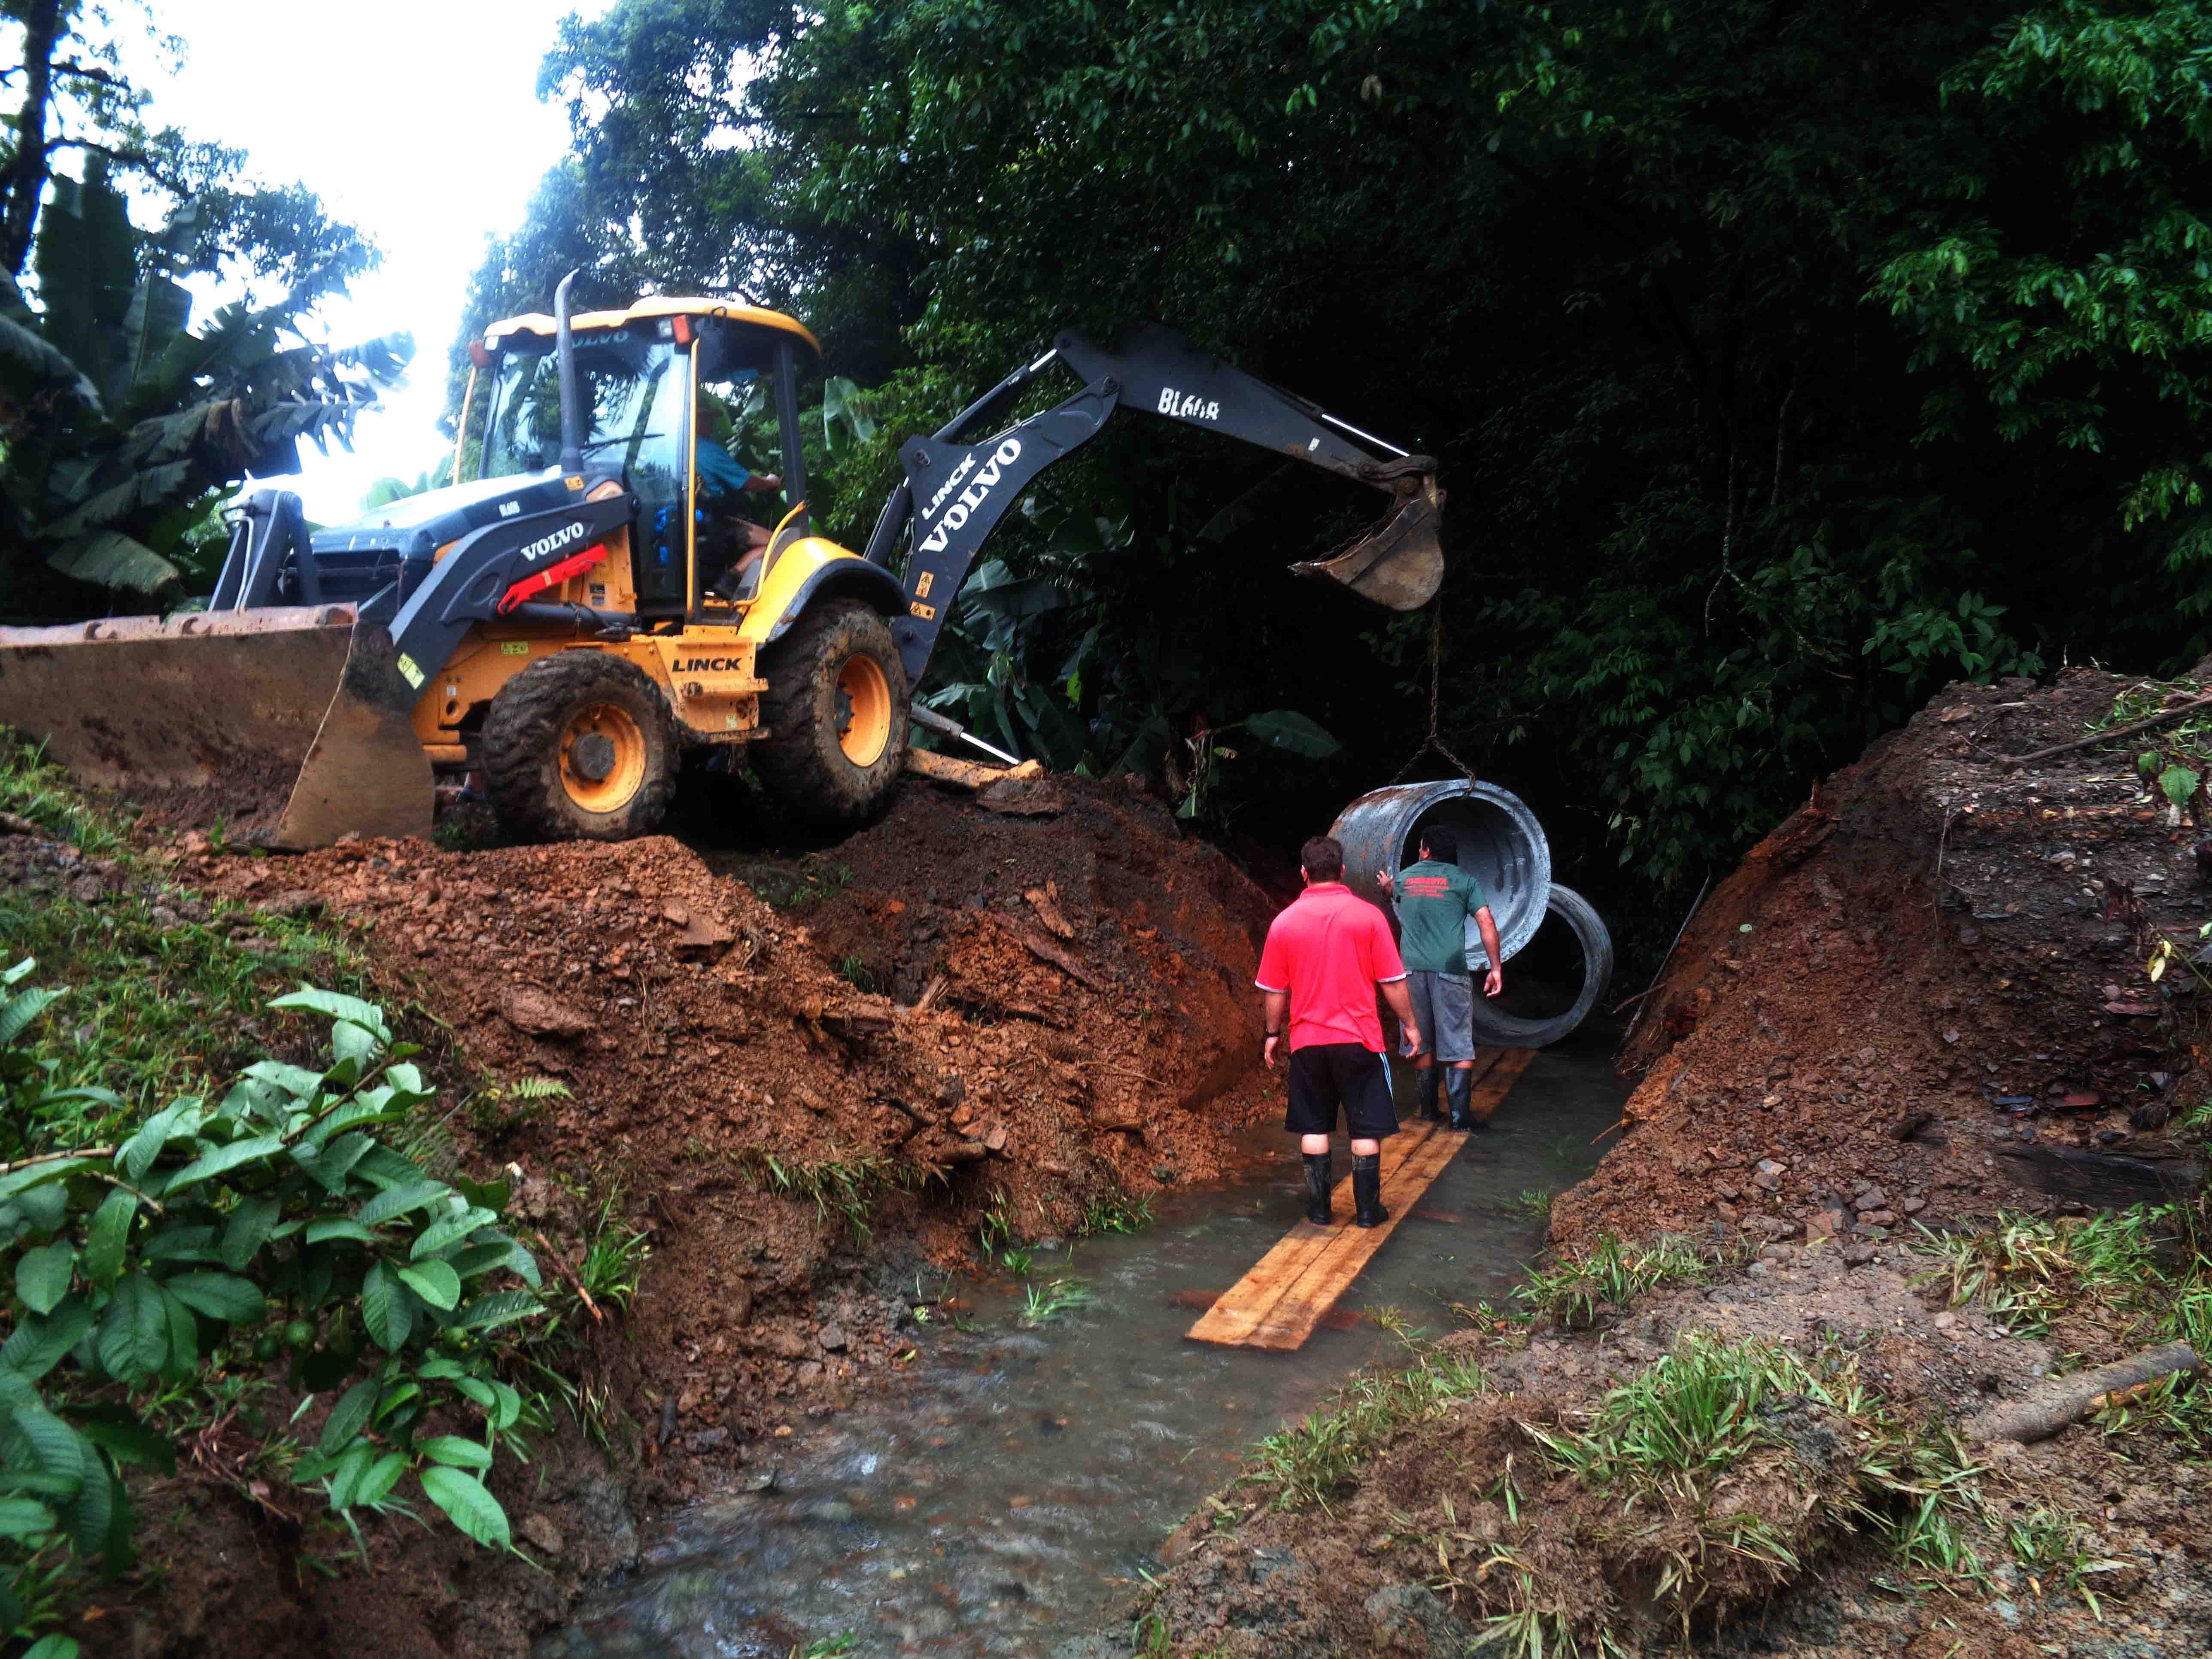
left=0, top=275, right=1444, bottom=846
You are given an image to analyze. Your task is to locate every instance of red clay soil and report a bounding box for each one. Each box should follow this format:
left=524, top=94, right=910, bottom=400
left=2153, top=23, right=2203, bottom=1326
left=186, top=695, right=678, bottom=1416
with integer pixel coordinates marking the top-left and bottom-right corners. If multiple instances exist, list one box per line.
left=185, top=774, right=1282, bottom=1485
left=1557, top=667, right=2207, bottom=1252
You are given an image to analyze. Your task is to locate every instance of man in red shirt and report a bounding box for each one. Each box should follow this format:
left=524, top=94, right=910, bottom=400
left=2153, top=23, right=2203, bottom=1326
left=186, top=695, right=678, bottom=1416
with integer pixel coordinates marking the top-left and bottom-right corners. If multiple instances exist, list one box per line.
left=1257, top=836, right=1422, bottom=1228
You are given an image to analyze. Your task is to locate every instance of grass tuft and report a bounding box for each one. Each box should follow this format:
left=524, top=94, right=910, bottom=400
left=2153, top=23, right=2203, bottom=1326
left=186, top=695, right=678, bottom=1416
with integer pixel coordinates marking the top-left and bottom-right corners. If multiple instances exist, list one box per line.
left=1515, top=1232, right=1714, bottom=1328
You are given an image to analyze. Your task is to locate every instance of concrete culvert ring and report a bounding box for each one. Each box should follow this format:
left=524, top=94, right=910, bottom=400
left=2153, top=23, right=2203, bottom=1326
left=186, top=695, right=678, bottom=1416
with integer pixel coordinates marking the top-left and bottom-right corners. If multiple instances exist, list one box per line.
left=1466, top=882, right=1614, bottom=1048
left=1332, top=779, right=1553, bottom=963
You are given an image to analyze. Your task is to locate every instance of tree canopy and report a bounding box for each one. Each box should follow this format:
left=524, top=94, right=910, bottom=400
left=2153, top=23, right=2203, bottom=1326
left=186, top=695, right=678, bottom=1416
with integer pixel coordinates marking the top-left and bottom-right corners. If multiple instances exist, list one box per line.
left=460, top=0, right=2212, bottom=916
left=0, top=1, right=397, bottom=614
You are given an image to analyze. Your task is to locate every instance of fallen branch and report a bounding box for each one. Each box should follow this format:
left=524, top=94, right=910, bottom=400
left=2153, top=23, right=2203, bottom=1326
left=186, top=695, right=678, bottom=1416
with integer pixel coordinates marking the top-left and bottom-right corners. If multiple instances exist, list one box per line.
left=0, top=1145, right=116, bottom=1175
left=1968, top=1341, right=2202, bottom=1443
left=533, top=1229, right=604, bottom=1323
left=1993, top=693, right=2212, bottom=771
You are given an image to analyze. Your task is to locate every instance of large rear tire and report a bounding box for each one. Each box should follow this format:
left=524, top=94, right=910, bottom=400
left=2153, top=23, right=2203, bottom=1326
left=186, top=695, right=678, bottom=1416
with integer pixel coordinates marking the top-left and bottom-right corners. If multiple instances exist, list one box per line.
left=482, top=651, right=677, bottom=842
left=754, top=598, right=909, bottom=826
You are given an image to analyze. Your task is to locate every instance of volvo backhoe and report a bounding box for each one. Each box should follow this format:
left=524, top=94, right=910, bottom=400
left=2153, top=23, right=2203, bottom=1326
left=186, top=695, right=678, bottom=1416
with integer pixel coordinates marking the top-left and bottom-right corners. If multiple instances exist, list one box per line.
left=0, top=276, right=1444, bottom=846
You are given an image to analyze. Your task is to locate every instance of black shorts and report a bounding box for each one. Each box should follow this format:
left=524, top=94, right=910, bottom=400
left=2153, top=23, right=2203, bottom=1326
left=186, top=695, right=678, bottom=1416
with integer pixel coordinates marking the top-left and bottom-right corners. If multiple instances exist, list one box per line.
left=1285, top=1043, right=1399, bottom=1139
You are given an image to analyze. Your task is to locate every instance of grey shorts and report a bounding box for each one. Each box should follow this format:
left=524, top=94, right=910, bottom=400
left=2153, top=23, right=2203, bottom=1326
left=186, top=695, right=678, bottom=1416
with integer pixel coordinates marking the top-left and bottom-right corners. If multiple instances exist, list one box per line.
left=1406, top=970, right=1477, bottom=1063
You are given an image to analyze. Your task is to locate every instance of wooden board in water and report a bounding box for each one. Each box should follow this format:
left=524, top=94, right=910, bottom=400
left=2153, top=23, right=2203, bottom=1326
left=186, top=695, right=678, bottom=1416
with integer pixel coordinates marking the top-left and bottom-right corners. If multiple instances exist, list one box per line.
left=1186, top=1047, right=1535, bottom=1350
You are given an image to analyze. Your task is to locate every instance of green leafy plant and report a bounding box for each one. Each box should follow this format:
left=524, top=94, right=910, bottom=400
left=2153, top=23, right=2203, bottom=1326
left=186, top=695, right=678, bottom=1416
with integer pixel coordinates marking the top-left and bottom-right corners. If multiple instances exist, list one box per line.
left=1, top=969, right=552, bottom=1632
left=1017, top=1275, right=1091, bottom=1326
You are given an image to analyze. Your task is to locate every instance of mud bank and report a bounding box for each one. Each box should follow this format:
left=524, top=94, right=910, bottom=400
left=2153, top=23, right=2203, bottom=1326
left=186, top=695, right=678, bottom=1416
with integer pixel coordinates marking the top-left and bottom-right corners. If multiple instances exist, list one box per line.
left=1565, top=666, right=2204, bottom=1249
left=1128, top=669, right=2212, bottom=1659
left=183, top=778, right=1282, bottom=1481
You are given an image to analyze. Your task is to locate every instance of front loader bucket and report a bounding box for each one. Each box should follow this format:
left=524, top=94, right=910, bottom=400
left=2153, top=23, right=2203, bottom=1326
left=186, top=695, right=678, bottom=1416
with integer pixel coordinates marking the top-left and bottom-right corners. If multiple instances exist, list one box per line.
left=0, top=607, right=432, bottom=848
left=1291, top=472, right=1446, bottom=611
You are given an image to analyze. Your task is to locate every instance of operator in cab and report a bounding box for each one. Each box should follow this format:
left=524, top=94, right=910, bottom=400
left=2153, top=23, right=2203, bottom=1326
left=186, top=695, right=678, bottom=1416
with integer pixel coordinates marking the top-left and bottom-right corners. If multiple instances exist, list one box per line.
left=699, top=396, right=783, bottom=600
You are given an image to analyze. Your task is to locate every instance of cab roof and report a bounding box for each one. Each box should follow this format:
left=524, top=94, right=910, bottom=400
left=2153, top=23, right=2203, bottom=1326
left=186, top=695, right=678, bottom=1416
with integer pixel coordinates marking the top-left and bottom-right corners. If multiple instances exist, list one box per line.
left=483, top=295, right=821, bottom=359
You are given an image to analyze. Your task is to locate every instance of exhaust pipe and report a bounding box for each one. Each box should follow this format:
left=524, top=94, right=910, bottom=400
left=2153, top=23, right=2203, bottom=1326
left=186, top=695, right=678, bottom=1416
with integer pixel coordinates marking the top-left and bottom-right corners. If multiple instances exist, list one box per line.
left=555, top=267, right=585, bottom=476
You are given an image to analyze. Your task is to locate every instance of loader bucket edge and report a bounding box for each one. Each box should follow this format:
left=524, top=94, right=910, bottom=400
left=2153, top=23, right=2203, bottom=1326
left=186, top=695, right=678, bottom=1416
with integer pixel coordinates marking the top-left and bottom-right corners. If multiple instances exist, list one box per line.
left=0, top=607, right=431, bottom=848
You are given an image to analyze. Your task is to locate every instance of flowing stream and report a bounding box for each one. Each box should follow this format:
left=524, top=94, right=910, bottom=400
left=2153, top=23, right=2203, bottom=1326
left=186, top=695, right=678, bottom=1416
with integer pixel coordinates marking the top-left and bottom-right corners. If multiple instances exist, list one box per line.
left=540, top=1043, right=1628, bottom=1658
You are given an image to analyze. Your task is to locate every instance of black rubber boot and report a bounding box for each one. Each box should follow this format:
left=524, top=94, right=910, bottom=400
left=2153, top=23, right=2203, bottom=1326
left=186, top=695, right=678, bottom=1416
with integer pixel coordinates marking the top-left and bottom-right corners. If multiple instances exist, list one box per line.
left=1416, top=1065, right=1443, bottom=1122
left=1352, top=1152, right=1388, bottom=1228
left=1447, top=1067, right=1480, bottom=1130
left=1301, top=1152, right=1334, bottom=1224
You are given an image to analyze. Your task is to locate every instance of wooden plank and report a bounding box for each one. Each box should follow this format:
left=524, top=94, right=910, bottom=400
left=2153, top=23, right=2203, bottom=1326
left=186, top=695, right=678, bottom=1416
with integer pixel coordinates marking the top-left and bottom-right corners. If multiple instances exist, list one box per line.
left=1183, top=1126, right=1436, bottom=1346
left=1185, top=1047, right=1537, bottom=1350
left=904, top=748, right=1044, bottom=790
left=1240, top=1125, right=1472, bottom=1350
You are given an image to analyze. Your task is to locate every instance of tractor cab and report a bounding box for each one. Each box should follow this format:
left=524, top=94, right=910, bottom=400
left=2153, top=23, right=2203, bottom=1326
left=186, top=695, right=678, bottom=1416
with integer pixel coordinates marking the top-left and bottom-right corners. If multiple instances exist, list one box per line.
left=459, top=297, right=821, bottom=625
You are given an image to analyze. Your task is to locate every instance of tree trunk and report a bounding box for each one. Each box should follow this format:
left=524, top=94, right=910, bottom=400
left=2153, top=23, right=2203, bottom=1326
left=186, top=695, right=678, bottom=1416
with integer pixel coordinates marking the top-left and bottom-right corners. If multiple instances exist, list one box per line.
left=0, top=0, right=68, bottom=277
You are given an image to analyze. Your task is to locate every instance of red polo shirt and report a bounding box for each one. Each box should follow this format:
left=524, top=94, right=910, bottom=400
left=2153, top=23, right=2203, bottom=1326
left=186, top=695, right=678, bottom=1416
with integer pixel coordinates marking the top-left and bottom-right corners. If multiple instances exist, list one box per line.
left=1255, top=881, right=1407, bottom=1051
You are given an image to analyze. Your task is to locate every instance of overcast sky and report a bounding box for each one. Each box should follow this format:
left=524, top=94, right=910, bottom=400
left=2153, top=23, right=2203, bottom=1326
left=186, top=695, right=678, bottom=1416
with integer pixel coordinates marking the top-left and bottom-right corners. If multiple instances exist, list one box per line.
left=122, top=1, right=605, bottom=520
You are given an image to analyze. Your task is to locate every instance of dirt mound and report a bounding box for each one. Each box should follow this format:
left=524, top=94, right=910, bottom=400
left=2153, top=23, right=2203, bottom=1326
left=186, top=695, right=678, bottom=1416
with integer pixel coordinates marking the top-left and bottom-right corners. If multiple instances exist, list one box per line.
left=185, top=774, right=1280, bottom=1485
left=1562, top=667, right=2207, bottom=1249
left=1139, top=1237, right=2212, bottom=1659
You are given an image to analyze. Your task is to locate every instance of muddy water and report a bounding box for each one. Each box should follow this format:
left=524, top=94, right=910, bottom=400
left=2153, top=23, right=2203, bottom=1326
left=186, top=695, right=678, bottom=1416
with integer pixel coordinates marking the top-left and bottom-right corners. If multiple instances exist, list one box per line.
left=541, top=1045, right=1628, bottom=1658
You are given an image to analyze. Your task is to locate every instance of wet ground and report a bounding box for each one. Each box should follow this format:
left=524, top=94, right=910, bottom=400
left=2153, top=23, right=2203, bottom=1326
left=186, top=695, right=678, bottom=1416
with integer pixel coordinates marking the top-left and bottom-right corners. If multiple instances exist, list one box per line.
left=540, top=1041, right=1628, bottom=1658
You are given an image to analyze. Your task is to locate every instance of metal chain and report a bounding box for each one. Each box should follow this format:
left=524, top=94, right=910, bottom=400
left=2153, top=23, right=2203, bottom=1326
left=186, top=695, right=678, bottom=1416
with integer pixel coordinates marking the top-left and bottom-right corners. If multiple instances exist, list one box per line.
left=1389, top=599, right=1479, bottom=786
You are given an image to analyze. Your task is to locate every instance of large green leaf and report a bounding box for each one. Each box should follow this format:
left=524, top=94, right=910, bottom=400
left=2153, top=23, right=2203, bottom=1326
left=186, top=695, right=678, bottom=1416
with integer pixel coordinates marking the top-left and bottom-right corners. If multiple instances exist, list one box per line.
left=65, top=1404, right=176, bottom=1476
left=418, top=1434, right=493, bottom=1470
left=165, top=1134, right=285, bottom=1194
left=357, top=1180, right=450, bottom=1227
left=94, top=1273, right=169, bottom=1385
left=419, top=1465, right=510, bottom=1550
left=83, top=1187, right=139, bottom=1285
left=14, top=1242, right=76, bottom=1316
left=43, top=530, right=184, bottom=594
left=0, top=1298, right=93, bottom=1380
left=1240, top=709, right=1341, bottom=759
left=362, top=1261, right=416, bottom=1351
left=161, top=1271, right=266, bottom=1325
left=0, top=1496, right=58, bottom=1540
left=220, top=1193, right=283, bottom=1269
left=319, top=1379, right=378, bottom=1457
left=396, top=1260, right=462, bottom=1311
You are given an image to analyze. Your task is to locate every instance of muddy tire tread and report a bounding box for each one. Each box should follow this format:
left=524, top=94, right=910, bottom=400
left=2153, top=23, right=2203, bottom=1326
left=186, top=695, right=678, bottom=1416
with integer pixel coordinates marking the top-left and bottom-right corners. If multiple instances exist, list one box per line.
left=482, top=650, right=678, bottom=843
left=753, top=598, right=909, bottom=826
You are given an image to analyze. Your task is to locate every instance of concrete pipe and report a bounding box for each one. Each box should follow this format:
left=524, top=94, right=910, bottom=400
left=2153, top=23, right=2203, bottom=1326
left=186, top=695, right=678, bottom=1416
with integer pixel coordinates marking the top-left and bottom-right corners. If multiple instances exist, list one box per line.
left=1465, top=883, right=1614, bottom=1048
left=1330, top=779, right=1552, bottom=967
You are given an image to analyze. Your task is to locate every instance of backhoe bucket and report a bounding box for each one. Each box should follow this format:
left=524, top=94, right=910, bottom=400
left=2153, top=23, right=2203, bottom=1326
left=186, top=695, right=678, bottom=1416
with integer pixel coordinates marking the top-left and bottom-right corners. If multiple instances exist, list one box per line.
left=1291, top=472, right=1446, bottom=611
left=0, top=607, right=432, bottom=848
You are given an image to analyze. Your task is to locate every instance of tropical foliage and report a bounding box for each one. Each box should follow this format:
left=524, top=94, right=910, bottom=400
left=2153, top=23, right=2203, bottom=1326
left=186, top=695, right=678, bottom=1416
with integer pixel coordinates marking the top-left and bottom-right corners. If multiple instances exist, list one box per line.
left=0, top=162, right=407, bottom=611
left=457, top=0, right=2212, bottom=909
left=0, top=965, right=555, bottom=1640
left=0, top=3, right=390, bottom=615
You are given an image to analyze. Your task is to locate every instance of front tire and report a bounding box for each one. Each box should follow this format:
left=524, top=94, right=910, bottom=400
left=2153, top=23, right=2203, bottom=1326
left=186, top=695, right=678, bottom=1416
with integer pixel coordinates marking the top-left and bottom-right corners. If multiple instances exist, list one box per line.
left=754, top=598, right=909, bottom=826
left=482, top=651, right=677, bottom=842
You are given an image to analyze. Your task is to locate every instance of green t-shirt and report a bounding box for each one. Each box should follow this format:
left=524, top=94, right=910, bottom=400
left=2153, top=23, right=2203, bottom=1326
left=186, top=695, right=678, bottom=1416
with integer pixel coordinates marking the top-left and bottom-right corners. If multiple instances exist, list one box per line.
left=1392, top=858, right=1487, bottom=977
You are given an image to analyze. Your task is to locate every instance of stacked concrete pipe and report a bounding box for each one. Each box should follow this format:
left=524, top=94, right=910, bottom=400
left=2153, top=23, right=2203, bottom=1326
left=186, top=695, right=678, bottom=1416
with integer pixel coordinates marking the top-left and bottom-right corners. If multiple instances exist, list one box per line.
left=1331, top=779, right=1613, bottom=1047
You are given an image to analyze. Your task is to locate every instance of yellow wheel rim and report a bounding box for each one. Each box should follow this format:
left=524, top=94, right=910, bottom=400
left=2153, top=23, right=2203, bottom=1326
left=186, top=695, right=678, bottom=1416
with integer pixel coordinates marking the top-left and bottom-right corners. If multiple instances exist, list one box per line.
left=558, top=702, right=647, bottom=814
left=835, top=652, right=893, bottom=767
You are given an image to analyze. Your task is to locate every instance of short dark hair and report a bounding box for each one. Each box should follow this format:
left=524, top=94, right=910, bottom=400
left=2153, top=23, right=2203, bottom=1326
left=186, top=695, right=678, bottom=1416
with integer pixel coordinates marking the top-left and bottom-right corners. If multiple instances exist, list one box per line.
left=1420, top=827, right=1458, bottom=863
left=1300, top=836, right=1345, bottom=881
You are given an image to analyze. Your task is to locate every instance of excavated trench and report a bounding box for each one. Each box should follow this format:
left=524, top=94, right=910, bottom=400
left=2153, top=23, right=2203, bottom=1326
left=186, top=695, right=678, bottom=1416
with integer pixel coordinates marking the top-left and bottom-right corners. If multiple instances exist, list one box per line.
left=537, top=1044, right=1628, bottom=1659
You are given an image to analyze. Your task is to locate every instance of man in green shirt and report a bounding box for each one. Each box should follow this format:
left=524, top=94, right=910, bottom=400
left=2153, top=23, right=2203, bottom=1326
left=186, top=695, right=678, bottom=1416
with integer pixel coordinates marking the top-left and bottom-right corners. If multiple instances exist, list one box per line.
left=1376, top=827, right=1504, bottom=1129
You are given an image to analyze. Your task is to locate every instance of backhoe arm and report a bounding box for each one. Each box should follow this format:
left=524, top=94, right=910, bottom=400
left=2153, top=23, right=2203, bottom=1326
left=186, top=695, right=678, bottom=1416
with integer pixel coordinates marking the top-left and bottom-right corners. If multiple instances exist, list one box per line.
left=864, top=324, right=1445, bottom=686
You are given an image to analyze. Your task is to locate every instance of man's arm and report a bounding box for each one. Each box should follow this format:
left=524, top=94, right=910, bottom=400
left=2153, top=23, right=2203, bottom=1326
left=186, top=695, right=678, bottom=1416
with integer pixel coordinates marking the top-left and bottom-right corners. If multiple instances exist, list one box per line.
left=1379, top=976, right=1421, bottom=1058
left=1261, top=988, right=1289, bottom=1070
left=1475, top=905, right=1504, bottom=998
